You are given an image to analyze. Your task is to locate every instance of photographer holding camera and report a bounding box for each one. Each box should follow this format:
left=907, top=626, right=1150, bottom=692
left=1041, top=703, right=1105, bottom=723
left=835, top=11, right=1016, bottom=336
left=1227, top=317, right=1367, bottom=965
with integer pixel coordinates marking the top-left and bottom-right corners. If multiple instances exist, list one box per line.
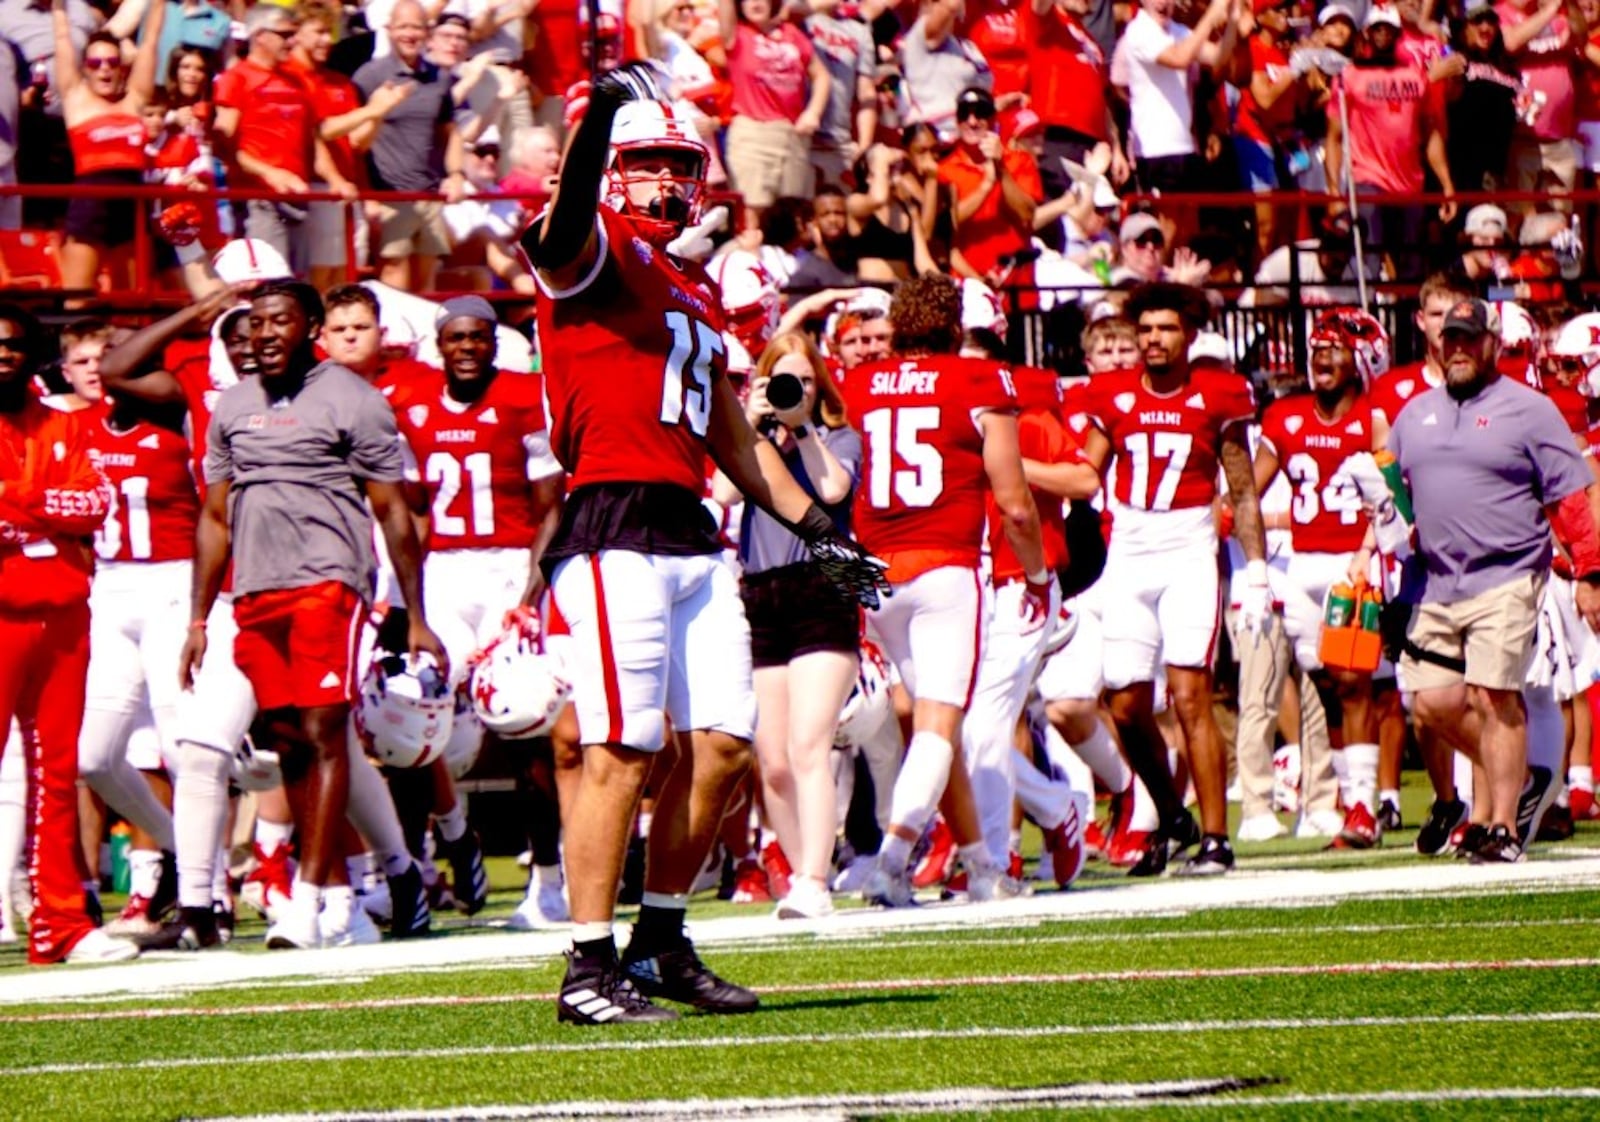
left=712, top=333, right=862, bottom=920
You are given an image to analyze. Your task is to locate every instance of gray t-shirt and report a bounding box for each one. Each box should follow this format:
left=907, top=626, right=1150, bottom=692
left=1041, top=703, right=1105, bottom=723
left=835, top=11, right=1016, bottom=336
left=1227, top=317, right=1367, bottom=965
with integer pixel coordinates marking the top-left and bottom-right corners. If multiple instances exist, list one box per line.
left=740, top=425, right=862, bottom=574
left=352, top=53, right=466, bottom=192
left=205, top=360, right=403, bottom=599
left=898, top=17, right=991, bottom=137
left=1388, top=373, right=1591, bottom=605
left=0, top=0, right=94, bottom=116
left=808, top=13, right=874, bottom=149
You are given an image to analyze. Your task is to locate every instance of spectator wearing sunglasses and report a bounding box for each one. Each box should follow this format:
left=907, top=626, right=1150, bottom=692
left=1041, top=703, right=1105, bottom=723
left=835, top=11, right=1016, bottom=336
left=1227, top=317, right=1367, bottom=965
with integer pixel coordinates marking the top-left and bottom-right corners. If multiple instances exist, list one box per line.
left=938, top=86, right=1041, bottom=294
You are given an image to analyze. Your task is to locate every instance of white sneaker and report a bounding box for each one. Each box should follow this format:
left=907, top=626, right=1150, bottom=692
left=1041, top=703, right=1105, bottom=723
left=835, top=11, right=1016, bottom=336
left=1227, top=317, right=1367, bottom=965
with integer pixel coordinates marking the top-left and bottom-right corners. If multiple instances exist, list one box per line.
left=0, top=921, right=15, bottom=946
left=320, top=901, right=381, bottom=947
left=1237, top=813, right=1288, bottom=842
left=775, top=876, right=834, bottom=920
left=1296, top=808, right=1346, bottom=838
left=265, top=903, right=322, bottom=950
left=1225, top=777, right=1243, bottom=803
left=508, top=881, right=570, bottom=930
left=358, top=874, right=393, bottom=925
left=861, top=860, right=914, bottom=908
left=64, top=928, right=140, bottom=964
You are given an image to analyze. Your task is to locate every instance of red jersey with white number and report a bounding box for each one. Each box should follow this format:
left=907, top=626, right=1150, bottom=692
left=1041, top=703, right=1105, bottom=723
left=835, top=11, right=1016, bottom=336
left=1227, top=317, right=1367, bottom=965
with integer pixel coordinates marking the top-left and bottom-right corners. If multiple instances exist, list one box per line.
left=989, top=366, right=1077, bottom=581
left=85, top=408, right=200, bottom=564
left=1257, top=394, right=1374, bottom=555
left=1079, top=367, right=1256, bottom=555
left=388, top=370, right=561, bottom=553
left=535, top=205, right=728, bottom=496
left=843, top=354, right=1017, bottom=578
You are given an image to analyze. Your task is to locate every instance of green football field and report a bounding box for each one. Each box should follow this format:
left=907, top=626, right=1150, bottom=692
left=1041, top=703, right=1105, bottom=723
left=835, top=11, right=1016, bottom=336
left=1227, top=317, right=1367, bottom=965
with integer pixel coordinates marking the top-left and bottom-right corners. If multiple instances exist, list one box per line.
left=1, top=785, right=1597, bottom=1121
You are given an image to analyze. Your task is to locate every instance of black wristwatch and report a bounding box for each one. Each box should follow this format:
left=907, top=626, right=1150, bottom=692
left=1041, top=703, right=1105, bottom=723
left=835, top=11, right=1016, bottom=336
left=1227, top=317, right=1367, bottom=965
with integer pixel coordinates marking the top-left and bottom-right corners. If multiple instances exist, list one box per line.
left=791, top=424, right=810, bottom=439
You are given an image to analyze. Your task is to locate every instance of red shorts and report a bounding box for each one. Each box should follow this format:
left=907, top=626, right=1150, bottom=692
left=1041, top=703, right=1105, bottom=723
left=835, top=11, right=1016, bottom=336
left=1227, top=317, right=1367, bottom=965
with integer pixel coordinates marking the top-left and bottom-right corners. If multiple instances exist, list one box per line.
left=231, top=581, right=365, bottom=712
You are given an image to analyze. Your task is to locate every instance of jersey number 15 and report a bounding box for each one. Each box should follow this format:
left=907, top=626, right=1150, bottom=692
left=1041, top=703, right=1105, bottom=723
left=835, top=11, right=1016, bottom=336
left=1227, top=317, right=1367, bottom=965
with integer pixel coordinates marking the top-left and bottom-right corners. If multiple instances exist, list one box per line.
left=659, top=311, right=722, bottom=438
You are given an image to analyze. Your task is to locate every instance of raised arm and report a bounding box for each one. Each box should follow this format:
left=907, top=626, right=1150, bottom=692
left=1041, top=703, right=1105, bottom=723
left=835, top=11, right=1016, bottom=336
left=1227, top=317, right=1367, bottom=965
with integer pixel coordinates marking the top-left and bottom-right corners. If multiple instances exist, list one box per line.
left=51, top=0, right=82, bottom=99
left=125, top=0, right=167, bottom=109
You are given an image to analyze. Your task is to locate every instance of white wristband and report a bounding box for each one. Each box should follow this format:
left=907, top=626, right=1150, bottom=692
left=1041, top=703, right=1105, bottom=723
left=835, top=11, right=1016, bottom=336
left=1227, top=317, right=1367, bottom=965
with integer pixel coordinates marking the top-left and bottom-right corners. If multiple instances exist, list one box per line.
left=1246, top=559, right=1269, bottom=587
left=1026, top=568, right=1050, bottom=585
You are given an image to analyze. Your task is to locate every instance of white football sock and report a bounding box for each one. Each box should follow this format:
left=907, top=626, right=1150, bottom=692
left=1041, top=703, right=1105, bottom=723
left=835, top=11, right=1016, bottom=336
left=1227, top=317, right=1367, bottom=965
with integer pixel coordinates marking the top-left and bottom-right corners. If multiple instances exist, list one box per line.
left=1130, top=776, right=1160, bottom=831
left=1342, top=744, right=1378, bottom=814
left=1570, top=765, right=1594, bottom=793
left=1454, top=751, right=1475, bottom=814
left=256, top=816, right=293, bottom=855
left=435, top=804, right=468, bottom=844
left=128, top=848, right=162, bottom=899
left=1062, top=719, right=1131, bottom=792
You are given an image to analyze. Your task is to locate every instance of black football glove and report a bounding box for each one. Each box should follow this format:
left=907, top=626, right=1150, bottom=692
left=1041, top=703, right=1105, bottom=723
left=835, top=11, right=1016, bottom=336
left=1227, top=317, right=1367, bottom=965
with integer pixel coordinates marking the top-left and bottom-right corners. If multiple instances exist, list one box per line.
left=808, top=532, right=892, bottom=611
left=593, top=60, right=670, bottom=106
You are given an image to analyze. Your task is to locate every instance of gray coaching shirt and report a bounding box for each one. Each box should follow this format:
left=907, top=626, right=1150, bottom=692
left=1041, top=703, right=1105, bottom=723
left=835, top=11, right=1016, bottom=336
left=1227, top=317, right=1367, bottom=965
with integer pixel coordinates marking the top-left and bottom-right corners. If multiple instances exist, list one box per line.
left=204, top=361, right=403, bottom=599
left=1388, top=374, right=1592, bottom=606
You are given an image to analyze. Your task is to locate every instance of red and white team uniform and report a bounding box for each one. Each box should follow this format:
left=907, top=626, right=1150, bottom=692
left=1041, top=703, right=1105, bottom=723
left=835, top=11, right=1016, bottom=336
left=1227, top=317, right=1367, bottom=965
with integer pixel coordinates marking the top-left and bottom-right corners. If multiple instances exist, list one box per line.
left=842, top=354, right=1019, bottom=707
left=1040, top=379, right=1112, bottom=704
left=962, top=366, right=1083, bottom=868
left=389, top=368, right=562, bottom=678
left=83, top=407, right=201, bottom=759
left=537, top=204, right=754, bottom=752
left=1256, top=393, right=1374, bottom=670
left=1077, top=367, right=1256, bottom=687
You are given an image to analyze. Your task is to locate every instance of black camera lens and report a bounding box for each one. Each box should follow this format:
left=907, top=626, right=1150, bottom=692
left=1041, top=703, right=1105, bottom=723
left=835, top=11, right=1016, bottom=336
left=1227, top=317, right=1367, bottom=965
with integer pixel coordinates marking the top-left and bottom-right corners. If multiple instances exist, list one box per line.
left=766, top=371, right=805, bottom=411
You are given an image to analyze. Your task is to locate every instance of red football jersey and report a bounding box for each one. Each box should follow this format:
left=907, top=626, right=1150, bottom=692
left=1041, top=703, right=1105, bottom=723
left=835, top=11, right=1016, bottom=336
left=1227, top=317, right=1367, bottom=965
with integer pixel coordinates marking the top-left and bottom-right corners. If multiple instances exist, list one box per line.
left=1369, top=360, right=1436, bottom=429
left=1080, top=367, right=1256, bottom=512
left=535, top=205, right=728, bottom=495
left=85, top=408, right=200, bottom=564
left=1257, top=394, right=1374, bottom=555
left=989, top=366, right=1076, bottom=581
left=843, top=354, right=1018, bottom=570
left=389, top=370, right=560, bottom=552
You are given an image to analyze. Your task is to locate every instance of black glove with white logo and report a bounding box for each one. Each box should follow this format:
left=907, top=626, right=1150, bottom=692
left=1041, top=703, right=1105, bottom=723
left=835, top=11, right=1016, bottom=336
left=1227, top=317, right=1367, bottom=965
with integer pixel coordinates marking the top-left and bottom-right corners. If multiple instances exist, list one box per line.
left=792, top=504, right=892, bottom=611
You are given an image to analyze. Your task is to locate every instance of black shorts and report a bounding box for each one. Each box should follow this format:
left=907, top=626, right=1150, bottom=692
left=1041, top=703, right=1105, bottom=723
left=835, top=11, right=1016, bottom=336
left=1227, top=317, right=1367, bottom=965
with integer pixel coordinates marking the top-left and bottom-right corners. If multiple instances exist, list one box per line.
left=741, top=562, right=860, bottom=670
left=65, top=170, right=142, bottom=249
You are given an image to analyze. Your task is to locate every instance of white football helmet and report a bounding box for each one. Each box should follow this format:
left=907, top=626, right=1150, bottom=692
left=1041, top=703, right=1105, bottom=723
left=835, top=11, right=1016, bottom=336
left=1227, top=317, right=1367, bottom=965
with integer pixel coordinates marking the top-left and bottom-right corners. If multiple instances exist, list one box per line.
left=834, top=641, right=893, bottom=748
left=604, top=99, right=708, bottom=245
left=443, top=688, right=487, bottom=779
left=1492, top=300, right=1538, bottom=356
left=356, top=654, right=455, bottom=769
left=960, top=278, right=1007, bottom=342
left=1548, top=312, right=1600, bottom=397
left=470, top=624, right=572, bottom=740
left=231, top=736, right=281, bottom=793
left=1040, top=603, right=1081, bottom=659
left=1308, top=308, right=1391, bottom=386
left=708, top=248, right=781, bottom=359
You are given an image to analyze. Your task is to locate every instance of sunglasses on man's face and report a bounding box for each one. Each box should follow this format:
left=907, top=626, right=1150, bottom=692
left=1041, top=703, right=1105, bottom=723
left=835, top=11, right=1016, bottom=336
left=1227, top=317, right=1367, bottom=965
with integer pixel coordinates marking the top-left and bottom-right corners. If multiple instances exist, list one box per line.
left=1128, top=233, right=1165, bottom=249
left=957, top=108, right=995, bottom=123
left=84, top=55, right=123, bottom=71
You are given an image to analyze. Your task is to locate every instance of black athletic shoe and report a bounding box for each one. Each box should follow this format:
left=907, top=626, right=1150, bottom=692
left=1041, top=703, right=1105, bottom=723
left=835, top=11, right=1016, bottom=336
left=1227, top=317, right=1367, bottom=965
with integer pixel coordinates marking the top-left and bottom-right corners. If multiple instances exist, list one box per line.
left=1416, top=797, right=1469, bottom=855
left=1515, top=766, right=1554, bottom=846
left=618, top=835, right=646, bottom=907
left=388, top=862, right=431, bottom=938
left=1128, top=810, right=1199, bottom=878
left=622, top=939, right=759, bottom=1014
left=84, top=886, right=103, bottom=928
left=148, top=851, right=178, bottom=924
left=1470, top=825, right=1525, bottom=864
left=1454, top=823, right=1491, bottom=860
left=1176, top=835, right=1235, bottom=877
left=440, top=830, right=489, bottom=916
left=558, top=955, right=678, bottom=1026
left=1166, top=809, right=1202, bottom=855
left=135, top=905, right=220, bottom=951
left=213, top=900, right=235, bottom=946
left=1536, top=802, right=1575, bottom=842
left=1377, top=799, right=1403, bottom=833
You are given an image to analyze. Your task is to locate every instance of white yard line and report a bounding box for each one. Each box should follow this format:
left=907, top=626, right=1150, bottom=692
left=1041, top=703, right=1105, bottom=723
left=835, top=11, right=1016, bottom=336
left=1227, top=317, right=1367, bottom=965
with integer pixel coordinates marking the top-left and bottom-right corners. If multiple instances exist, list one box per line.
left=2, top=856, right=1596, bottom=1007
left=197, top=1084, right=1600, bottom=1122
left=1, top=955, right=1593, bottom=1025
left=3, top=1010, right=1598, bottom=1079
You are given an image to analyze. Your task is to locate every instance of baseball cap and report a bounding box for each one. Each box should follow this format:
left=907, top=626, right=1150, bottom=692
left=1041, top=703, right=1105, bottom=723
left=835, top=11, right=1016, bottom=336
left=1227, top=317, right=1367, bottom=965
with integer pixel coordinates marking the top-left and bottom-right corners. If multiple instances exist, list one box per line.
left=435, top=294, right=498, bottom=330
left=1120, top=212, right=1164, bottom=244
left=434, top=12, right=471, bottom=33
left=474, top=125, right=502, bottom=152
left=1364, top=5, right=1402, bottom=29
left=1317, top=3, right=1357, bottom=26
left=955, top=86, right=997, bottom=120
left=1463, top=203, right=1508, bottom=239
left=1442, top=298, right=1498, bottom=338
left=1463, top=0, right=1499, bottom=18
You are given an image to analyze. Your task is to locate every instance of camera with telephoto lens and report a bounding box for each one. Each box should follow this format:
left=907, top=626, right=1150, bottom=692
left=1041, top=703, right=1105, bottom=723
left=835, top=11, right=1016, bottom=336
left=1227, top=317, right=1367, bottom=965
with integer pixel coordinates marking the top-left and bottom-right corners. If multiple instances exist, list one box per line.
left=759, top=372, right=805, bottom=435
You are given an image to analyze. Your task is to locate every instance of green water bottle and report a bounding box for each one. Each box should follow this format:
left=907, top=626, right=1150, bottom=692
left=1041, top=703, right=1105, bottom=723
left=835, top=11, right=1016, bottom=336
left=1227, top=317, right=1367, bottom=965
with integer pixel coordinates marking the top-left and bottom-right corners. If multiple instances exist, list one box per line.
left=109, top=822, right=132, bottom=895
left=1325, top=583, right=1357, bottom=629
left=1375, top=450, right=1412, bottom=525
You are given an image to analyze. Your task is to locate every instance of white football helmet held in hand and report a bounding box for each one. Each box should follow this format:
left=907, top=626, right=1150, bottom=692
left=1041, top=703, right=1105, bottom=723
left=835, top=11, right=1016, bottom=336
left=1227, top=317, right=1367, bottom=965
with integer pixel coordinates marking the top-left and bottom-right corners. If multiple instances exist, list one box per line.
left=231, top=736, right=282, bottom=792
left=356, top=653, right=455, bottom=769
left=470, top=620, right=572, bottom=740
left=835, top=640, right=893, bottom=748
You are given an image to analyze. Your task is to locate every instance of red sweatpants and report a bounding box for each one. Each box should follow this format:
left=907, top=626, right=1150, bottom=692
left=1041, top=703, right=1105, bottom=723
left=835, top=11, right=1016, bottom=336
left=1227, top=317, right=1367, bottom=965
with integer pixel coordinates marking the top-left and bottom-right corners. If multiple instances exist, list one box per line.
left=0, top=604, right=93, bottom=963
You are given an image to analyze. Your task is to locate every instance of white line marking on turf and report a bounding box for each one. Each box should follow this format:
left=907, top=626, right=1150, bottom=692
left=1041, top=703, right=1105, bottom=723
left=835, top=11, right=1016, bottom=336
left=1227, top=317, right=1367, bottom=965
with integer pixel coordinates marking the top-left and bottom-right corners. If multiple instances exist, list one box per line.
left=4, top=857, right=1597, bottom=1007
left=4, top=1010, right=1598, bottom=1079
left=197, top=1085, right=1600, bottom=1122
left=2, top=955, right=1593, bottom=1025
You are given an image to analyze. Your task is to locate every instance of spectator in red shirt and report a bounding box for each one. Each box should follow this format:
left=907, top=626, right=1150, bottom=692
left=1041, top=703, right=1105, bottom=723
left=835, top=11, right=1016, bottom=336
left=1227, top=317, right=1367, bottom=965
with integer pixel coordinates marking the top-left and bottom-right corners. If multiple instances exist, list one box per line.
left=1023, top=0, right=1130, bottom=202
left=938, top=86, right=1041, bottom=293
left=287, top=0, right=395, bottom=290
left=717, top=0, right=831, bottom=227
left=213, top=5, right=346, bottom=277
left=1234, top=0, right=1311, bottom=259
left=1498, top=0, right=1584, bottom=205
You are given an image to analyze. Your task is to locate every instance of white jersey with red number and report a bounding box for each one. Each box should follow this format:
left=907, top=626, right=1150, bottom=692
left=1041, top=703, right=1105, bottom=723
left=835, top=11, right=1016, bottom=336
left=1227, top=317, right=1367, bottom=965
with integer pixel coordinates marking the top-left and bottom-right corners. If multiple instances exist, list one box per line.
left=1078, top=367, right=1256, bottom=556
left=85, top=408, right=200, bottom=564
left=841, top=354, right=1018, bottom=579
left=1258, top=393, right=1374, bottom=556
left=388, top=369, right=562, bottom=553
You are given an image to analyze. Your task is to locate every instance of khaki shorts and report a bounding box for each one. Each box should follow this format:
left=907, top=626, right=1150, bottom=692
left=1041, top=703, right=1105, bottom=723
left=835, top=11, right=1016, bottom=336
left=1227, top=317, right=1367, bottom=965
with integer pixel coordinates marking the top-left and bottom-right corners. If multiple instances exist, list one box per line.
left=726, top=116, right=814, bottom=208
left=1400, top=572, right=1545, bottom=693
left=375, top=198, right=451, bottom=260
left=306, top=194, right=370, bottom=271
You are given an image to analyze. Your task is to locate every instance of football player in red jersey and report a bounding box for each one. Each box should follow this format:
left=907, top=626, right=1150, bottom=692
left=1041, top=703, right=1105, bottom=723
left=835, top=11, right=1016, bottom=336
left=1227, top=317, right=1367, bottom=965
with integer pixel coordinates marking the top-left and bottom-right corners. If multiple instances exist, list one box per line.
left=387, top=295, right=565, bottom=917
left=525, top=62, right=886, bottom=1025
left=841, top=273, right=1055, bottom=906
left=1076, top=283, right=1268, bottom=876
left=1253, top=312, right=1386, bottom=849
left=0, top=304, right=135, bottom=965
left=1371, top=274, right=1475, bottom=447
